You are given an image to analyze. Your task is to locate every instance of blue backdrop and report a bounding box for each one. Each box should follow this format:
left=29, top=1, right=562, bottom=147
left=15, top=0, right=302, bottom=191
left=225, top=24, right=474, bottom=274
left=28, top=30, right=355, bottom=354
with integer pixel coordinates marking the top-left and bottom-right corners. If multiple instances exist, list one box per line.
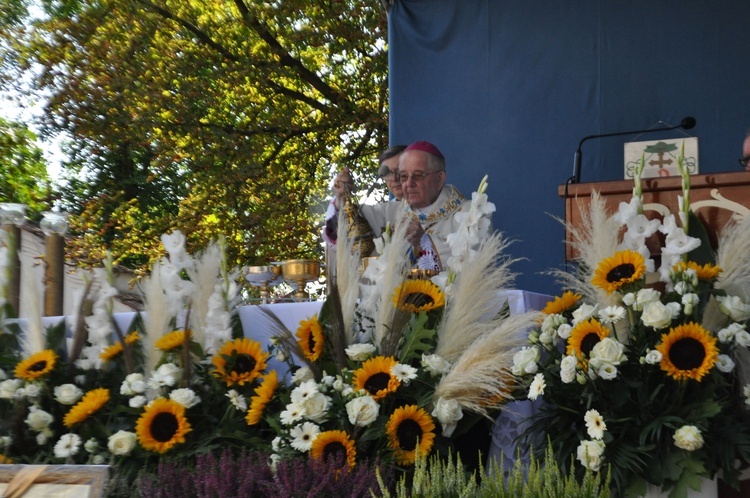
left=388, top=0, right=750, bottom=294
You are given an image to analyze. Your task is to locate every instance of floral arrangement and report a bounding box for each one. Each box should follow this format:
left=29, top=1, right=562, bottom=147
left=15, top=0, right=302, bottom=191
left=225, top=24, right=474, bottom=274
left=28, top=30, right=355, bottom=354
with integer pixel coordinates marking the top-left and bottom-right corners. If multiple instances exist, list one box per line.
left=0, top=176, right=538, bottom=493
left=514, top=152, right=750, bottom=497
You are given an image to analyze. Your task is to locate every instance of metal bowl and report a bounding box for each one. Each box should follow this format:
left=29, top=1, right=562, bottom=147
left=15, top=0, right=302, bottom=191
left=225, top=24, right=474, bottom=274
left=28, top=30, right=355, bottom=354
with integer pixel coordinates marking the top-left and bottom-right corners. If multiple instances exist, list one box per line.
left=245, top=265, right=279, bottom=285
left=280, top=259, right=321, bottom=282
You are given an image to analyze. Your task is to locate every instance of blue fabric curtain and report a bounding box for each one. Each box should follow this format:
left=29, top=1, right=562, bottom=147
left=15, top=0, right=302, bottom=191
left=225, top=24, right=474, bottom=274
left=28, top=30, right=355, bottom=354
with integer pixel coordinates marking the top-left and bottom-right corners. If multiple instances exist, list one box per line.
left=389, top=0, right=750, bottom=293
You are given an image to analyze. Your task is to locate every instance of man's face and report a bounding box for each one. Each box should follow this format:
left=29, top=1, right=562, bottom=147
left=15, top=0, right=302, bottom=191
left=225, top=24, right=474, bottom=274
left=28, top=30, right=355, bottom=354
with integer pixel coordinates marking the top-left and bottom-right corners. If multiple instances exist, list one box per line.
left=743, top=136, right=750, bottom=171
left=398, top=151, right=445, bottom=209
left=381, top=154, right=403, bottom=200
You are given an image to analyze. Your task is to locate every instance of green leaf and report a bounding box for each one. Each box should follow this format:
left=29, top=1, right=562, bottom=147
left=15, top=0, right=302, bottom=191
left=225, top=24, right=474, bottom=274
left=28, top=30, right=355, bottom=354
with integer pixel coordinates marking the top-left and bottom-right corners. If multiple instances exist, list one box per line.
left=686, top=210, right=714, bottom=266
left=398, top=312, right=436, bottom=364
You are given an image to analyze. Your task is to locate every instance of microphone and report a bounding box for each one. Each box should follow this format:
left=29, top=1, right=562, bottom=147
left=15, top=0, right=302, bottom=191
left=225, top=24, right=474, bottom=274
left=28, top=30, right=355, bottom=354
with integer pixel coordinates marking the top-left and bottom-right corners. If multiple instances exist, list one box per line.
left=569, top=116, right=696, bottom=184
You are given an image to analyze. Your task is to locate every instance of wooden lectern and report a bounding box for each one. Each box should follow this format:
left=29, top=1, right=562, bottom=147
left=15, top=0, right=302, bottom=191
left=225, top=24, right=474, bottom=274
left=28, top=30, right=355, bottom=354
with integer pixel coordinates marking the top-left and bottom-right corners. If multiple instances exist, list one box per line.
left=558, top=171, right=750, bottom=261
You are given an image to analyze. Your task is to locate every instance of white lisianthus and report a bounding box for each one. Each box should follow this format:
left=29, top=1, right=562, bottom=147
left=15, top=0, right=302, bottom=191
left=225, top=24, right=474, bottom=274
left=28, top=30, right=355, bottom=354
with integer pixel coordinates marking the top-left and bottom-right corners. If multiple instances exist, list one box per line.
left=598, top=305, right=626, bottom=324
left=36, top=431, right=51, bottom=445
left=346, top=395, right=380, bottom=427
left=528, top=373, right=546, bottom=401
left=26, top=406, right=54, bottom=432
left=84, top=438, right=98, bottom=453
left=0, top=379, right=23, bottom=399
left=422, top=354, right=452, bottom=376
left=597, top=364, right=618, bottom=380
left=744, top=385, right=750, bottom=405
left=572, top=304, right=598, bottom=325
left=576, top=439, right=605, bottom=471
left=120, top=373, right=146, bottom=395
left=625, top=288, right=661, bottom=311
left=715, top=354, right=735, bottom=373
left=511, top=346, right=540, bottom=376
left=717, top=322, right=744, bottom=343
left=541, top=314, right=566, bottom=335
left=584, top=409, right=607, bottom=440
left=681, top=293, right=699, bottom=315
left=129, top=395, right=147, bottom=409
left=644, top=349, right=663, bottom=365
left=735, top=330, right=750, bottom=348
left=53, top=384, right=84, bottom=405
left=641, top=301, right=674, bottom=329
left=291, top=367, right=314, bottom=384
left=169, top=388, right=201, bottom=408
left=717, top=295, right=750, bottom=322
left=431, top=397, right=464, bottom=437
left=345, top=343, right=377, bottom=361
left=557, top=323, right=573, bottom=340
left=54, top=433, right=82, bottom=459
left=289, top=422, right=320, bottom=452
left=560, top=355, right=577, bottom=384
left=226, top=390, right=247, bottom=411
left=92, top=455, right=105, bottom=464
left=673, top=425, right=704, bottom=451
left=302, top=392, right=330, bottom=423
left=538, top=329, right=554, bottom=345
left=108, top=430, right=138, bottom=456
left=391, top=363, right=418, bottom=384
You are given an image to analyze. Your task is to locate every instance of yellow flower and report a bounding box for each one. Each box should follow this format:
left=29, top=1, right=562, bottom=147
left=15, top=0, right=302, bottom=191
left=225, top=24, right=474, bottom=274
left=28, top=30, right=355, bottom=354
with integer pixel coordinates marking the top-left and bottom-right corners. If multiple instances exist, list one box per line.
left=63, top=388, right=110, bottom=428
left=385, top=405, right=436, bottom=465
left=296, top=315, right=324, bottom=362
left=246, top=370, right=279, bottom=426
left=0, top=454, right=12, bottom=464
left=542, top=291, right=582, bottom=315
left=211, top=338, right=268, bottom=386
left=136, top=398, right=192, bottom=453
left=100, top=332, right=140, bottom=362
left=155, top=329, right=189, bottom=351
left=352, top=356, right=400, bottom=401
left=656, top=323, right=718, bottom=381
left=566, top=319, right=610, bottom=358
left=14, top=350, right=57, bottom=381
left=591, top=249, right=647, bottom=294
left=310, top=430, right=357, bottom=469
left=392, top=279, right=445, bottom=313
left=673, top=261, right=722, bottom=280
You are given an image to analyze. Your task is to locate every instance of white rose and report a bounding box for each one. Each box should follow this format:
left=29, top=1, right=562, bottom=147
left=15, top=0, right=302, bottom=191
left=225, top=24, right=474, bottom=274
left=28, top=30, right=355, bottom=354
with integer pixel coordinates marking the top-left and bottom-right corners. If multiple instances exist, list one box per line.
left=641, top=301, right=673, bottom=329
left=632, top=288, right=661, bottom=311
left=431, top=397, right=464, bottom=437
left=717, top=295, right=750, bottom=322
left=26, top=407, right=54, bottom=432
left=673, top=425, right=703, bottom=451
left=345, top=396, right=380, bottom=427
left=345, top=343, right=377, bottom=361
left=422, top=354, right=452, bottom=377
left=54, top=384, right=83, bottom=405
left=511, top=347, right=540, bottom=376
left=560, top=355, right=577, bottom=384
left=108, top=430, right=137, bottom=456
left=576, top=439, right=605, bottom=471
left=557, top=323, right=573, bottom=340
left=302, top=392, right=330, bottom=423
left=0, top=379, right=23, bottom=399
left=23, top=383, right=41, bottom=399
left=590, top=338, right=626, bottom=365
left=715, top=354, right=735, bottom=373
left=169, top=388, right=201, bottom=408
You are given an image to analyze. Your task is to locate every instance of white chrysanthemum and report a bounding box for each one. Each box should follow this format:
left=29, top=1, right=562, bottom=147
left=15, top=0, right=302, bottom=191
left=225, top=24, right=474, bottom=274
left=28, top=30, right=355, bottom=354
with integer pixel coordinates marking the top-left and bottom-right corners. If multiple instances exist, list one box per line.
left=54, top=433, right=82, bottom=459
left=598, top=306, right=626, bottom=324
left=289, top=422, right=320, bottom=452
left=584, top=409, right=607, bottom=440
left=226, top=390, right=247, bottom=411
left=391, top=363, right=418, bottom=384
left=290, top=380, right=319, bottom=405
left=280, top=403, right=306, bottom=426
left=528, top=373, right=545, bottom=401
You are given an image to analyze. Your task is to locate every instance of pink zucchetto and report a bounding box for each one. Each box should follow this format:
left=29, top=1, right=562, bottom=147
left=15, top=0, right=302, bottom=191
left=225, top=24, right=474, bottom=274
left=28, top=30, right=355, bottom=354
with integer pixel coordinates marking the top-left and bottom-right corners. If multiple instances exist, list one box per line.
left=404, top=141, right=444, bottom=159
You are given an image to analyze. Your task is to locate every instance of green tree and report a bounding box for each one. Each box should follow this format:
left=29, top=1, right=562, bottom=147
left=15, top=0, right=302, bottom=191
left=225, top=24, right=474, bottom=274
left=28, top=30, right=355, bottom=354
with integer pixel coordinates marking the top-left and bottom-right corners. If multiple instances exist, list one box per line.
left=0, top=117, right=50, bottom=214
left=0, top=0, right=389, bottom=274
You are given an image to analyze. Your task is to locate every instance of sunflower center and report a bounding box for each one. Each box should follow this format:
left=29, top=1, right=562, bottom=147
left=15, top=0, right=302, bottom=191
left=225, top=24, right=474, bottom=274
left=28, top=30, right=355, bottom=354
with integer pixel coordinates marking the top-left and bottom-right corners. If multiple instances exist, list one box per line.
left=232, top=354, right=257, bottom=374
left=151, top=412, right=179, bottom=442
left=669, top=337, right=706, bottom=370
left=404, top=292, right=434, bottom=308
left=364, top=372, right=391, bottom=395
left=322, top=441, right=347, bottom=463
left=606, top=263, right=635, bottom=283
left=396, top=419, right=423, bottom=451
left=580, top=333, right=601, bottom=356
left=306, top=333, right=316, bottom=353
left=28, top=361, right=48, bottom=372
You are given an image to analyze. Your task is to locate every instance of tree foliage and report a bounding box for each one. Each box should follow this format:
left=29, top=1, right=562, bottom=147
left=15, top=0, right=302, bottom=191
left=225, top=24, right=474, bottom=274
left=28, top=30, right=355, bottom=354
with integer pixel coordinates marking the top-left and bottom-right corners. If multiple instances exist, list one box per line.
left=0, top=0, right=389, bottom=273
left=0, top=117, right=50, bottom=214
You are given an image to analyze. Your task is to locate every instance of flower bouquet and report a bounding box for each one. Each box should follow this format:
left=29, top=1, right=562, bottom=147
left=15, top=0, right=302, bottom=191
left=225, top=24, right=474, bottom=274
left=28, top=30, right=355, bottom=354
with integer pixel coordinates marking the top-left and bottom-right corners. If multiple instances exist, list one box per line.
left=514, top=154, right=750, bottom=497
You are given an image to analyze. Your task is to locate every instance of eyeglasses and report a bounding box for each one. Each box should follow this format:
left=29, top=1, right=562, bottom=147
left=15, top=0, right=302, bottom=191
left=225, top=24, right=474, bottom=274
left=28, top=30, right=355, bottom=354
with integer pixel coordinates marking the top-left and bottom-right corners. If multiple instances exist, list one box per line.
left=381, top=170, right=398, bottom=181
left=398, top=171, right=438, bottom=183
left=740, top=156, right=750, bottom=168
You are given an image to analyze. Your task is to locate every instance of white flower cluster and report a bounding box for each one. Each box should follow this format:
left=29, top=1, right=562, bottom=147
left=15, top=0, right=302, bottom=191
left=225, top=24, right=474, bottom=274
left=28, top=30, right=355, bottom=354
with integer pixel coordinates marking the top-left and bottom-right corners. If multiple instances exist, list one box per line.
left=444, top=175, right=496, bottom=274
left=576, top=409, right=607, bottom=471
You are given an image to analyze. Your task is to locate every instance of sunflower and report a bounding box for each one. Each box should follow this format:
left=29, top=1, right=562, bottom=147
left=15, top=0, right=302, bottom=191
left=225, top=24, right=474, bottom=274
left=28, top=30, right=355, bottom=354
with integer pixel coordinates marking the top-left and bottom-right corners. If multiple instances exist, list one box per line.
left=14, top=350, right=57, bottom=381
left=296, top=315, right=324, bottom=361
left=352, top=356, right=400, bottom=400
left=385, top=405, right=436, bottom=465
left=155, top=329, right=189, bottom=351
left=591, top=249, right=647, bottom=294
left=100, top=332, right=140, bottom=362
left=0, top=454, right=12, bottom=464
left=542, top=291, right=582, bottom=315
left=246, top=370, right=279, bottom=425
left=212, top=338, right=269, bottom=386
left=566, top=319, right=610, bottom=358
left=136, top=398, right=192, bottom=453
left=392, top=279, right=445, bottom=313
left=673, top=260, right=722, bottom=280
left=656, top=322, right=718, bottom=381
left=310, top=430, right=357, bottom=469
left=63, top=388, right=110, bottom=428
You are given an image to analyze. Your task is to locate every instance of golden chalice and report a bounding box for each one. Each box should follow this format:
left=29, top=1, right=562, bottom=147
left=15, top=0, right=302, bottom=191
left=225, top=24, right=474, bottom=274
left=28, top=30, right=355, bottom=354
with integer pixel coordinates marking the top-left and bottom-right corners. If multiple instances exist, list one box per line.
left=245, top=265, right=281, bottom=304
left=279, top=259, right=321, bottom=300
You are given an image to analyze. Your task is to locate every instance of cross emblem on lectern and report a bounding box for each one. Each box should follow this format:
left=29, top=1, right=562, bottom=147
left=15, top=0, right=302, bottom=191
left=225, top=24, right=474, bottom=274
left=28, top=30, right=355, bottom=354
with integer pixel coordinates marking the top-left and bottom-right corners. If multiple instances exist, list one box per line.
left=648, top=152, right=673, bottom=169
